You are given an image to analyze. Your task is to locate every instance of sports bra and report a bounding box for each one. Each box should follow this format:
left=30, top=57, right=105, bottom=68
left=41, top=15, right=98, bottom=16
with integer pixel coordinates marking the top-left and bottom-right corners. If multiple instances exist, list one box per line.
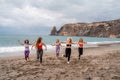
left=79, top=43, right=83, bottom=47
left=66, top=44, right=71, bottom=46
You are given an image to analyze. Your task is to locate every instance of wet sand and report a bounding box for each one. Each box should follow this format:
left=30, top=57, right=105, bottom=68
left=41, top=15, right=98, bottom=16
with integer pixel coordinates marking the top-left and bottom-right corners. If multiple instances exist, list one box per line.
left=0, top=43, right=120, bottom=80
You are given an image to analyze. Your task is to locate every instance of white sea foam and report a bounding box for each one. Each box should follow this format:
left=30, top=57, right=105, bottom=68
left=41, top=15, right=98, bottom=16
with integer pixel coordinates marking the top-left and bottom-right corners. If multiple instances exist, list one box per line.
left=0, top=45, right=55, bottom=54
left=0, top=46, right=24, bottom=53
left=0, top=41, right=120, bottom=57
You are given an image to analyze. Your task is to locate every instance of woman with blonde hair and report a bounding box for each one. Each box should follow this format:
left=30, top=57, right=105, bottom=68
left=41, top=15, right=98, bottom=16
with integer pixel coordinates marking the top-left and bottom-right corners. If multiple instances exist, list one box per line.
left=62, top=37, right=75, bottom=64
left=51, top=39, right=61, bottom=58
left=35, top=37, right=47, bottom=63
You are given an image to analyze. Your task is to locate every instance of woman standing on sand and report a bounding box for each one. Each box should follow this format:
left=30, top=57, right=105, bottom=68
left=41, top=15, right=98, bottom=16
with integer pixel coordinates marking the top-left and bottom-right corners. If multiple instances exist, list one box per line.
left=51, top=39, right=61, bottom=58
left=18, top=40, right=32, bottom=61
left=35, top=37, right=47, bottom=64
left=77, top=38, right=87, bottom=60
left=62, top=37, right=75, bottom=64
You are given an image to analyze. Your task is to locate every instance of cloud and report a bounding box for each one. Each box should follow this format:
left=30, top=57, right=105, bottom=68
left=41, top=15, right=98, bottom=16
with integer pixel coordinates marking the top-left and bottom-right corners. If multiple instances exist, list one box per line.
left=0, top=0, right=120, bottom=34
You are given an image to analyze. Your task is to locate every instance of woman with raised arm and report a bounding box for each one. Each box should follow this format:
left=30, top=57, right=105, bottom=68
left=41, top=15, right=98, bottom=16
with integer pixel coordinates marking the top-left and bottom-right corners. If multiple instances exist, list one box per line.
left=18, top=39, right=32, bottom=61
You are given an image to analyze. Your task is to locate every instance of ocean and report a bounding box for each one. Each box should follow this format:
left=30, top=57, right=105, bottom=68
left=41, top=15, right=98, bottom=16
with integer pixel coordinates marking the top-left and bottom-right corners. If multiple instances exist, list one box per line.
left=0, top=34, right=120, bottom=57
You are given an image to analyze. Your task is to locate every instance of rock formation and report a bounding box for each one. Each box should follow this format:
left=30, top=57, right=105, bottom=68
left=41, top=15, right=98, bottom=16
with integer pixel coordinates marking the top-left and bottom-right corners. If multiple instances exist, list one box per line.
left=57, top=19, right=120, bottom=38
left=50, top=26, right=57, bottom=35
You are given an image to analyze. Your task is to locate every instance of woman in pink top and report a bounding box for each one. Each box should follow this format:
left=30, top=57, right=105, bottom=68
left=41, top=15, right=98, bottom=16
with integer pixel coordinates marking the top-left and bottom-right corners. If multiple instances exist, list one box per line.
left=77, top=38, right=87, bottom=60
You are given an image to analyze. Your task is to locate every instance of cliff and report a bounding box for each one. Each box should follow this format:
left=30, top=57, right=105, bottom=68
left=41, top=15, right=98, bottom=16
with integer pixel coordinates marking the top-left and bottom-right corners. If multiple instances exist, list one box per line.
left=57, top=19, right=120, bottom=38
left=50, top=26, right=57, bottom=35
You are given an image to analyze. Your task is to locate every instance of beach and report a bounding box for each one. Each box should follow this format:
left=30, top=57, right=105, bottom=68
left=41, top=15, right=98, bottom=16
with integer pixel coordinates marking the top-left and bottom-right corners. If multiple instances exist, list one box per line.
left=0, top=43, right=120, bottom=80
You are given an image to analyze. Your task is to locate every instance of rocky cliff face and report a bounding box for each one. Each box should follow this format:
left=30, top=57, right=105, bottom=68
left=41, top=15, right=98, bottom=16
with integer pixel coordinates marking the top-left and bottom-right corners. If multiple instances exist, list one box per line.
left=57, top=19, right=120, bottom=38
left=50, top=26, right=57, bottom=35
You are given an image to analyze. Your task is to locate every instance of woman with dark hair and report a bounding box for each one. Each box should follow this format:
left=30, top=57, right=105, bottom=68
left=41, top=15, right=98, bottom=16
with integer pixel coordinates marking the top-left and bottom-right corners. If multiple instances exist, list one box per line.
left=35, top=37, right=47, bottom=63
left=18, top=39, right=32, bottom=61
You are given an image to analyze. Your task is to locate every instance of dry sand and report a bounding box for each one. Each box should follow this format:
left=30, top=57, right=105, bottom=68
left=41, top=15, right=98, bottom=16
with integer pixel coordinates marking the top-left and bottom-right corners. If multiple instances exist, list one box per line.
left=0, top=43, right=120, bottom=80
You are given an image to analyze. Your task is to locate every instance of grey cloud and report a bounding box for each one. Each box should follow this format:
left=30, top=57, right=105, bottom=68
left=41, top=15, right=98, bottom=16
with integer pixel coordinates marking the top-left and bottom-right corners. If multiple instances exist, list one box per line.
left=0, top=0, right=120, bottom=34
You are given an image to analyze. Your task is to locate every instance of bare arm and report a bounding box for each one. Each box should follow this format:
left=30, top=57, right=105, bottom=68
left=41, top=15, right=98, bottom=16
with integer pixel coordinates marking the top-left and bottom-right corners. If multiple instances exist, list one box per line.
left=18, top=40, right=24, bottom=45
left=42, top=42, right=47, bottom=50
left=31, top=41, right=36, bottom=50
left=72, top=42, right=77, bottom=44
left=61, top=41, right=66, bottom=43
left=51, top=43, right=55, bottom=46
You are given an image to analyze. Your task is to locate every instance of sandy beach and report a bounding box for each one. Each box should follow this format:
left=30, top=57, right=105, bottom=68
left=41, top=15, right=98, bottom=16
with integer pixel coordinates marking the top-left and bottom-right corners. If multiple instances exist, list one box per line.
left=0, top=43, right=120, bottom=80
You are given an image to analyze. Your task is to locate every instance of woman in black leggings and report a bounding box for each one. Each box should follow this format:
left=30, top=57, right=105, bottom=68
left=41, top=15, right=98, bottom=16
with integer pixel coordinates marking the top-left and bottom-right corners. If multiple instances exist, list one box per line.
left=77, top=38, right=87, bottom=60
left=62, top=37, right=74, bottom=64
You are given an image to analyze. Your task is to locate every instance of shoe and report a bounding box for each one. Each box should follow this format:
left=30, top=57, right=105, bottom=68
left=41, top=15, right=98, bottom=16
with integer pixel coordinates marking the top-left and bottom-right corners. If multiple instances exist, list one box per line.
left=67, top=62, right=69, bottom=64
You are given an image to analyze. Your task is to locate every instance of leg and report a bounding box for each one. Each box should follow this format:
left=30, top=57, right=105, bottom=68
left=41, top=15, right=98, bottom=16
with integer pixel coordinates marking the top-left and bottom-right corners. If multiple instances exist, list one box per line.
left=56, top=48, right=60, bottom=57
left=40, top=49, right=43, bottom=63
left=78, top=48, right=81, bottom=59
left=26, top=50, right=30, bottom=60
left=78, top=48, right=83, bottom=60
left=65, top=48, right=68, bottom=58
left=68, top=48, right=71, bottom=62
left=24, top=51, right=27, bottom=61
left=37, top=50, right=40, bottom=60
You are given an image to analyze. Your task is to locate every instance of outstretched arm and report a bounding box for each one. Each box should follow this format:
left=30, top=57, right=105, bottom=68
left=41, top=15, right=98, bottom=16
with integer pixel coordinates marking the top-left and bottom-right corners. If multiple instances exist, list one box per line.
left=72, top=41, right=77, bottom=44
left=61, top=41, right=66, bottom=44
left=84, top=42, right=87, bottom=44
left=51, top=44, right=55, bottom=46
left=31, top=41, right=36, bottom=50
left=18, top=40, right=24, bottom=45
left=43, top=43, right=47, bottom=50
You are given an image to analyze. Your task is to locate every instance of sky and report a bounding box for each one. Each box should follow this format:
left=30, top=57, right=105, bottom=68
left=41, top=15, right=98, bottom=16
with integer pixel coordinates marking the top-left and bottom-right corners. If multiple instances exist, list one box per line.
left=0, top=0, right=120, bottom=35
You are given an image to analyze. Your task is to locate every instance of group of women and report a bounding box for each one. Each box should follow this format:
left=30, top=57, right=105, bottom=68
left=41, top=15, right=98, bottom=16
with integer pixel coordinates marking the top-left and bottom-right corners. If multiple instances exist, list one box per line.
left=18, top=37, right=86, bottom=64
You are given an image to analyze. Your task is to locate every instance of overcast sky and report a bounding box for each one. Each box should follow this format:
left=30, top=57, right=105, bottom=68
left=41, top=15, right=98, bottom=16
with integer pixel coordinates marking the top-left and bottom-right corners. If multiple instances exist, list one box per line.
left=0, top=0, right=120, bottom=35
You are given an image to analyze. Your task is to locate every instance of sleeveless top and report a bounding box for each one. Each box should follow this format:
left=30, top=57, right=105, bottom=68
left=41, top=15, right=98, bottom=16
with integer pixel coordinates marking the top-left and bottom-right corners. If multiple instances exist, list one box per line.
left=56, top=43, right=61, bottom=48
left=66, top=44, right=71, bottom=47
left=24, top=44, right=29, bottom=51
left=79, top=43, right=83, bottom=47
left=38, top=44, right=42, bottom=50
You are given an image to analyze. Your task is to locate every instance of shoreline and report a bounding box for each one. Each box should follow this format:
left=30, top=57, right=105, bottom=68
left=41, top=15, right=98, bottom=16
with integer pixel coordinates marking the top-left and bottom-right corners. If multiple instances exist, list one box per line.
left=0, top=43, right=120, bottom=80
left=0, top=42, right=120, bottom=58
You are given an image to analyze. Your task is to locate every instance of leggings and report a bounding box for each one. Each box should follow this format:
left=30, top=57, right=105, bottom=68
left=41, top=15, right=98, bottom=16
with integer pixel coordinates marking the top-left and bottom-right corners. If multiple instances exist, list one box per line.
left=24, top=50, right=30, bottom=60
left=78, top=48, right=83, bottom=58
left=37, top=49, right=43, bottom=63
left=56, top=47, right=60, bottom=57
left=65, top=48, right=71, bottom=61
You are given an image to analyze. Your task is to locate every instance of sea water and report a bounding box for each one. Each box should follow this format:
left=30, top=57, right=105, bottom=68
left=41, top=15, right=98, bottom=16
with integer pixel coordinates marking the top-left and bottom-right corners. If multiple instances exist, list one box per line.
left=0, top=34, right=120, bottom=57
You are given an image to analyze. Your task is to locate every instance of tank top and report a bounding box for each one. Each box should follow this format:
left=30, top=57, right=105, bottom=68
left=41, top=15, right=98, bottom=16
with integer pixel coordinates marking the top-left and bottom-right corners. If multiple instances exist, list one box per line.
left=79, top=43, right=83, bottom=47
left=56, top=43, right=60, bottom=48
left=24, top=44, right=29, bottom=51
left=38, top=44, right=42, bottom=49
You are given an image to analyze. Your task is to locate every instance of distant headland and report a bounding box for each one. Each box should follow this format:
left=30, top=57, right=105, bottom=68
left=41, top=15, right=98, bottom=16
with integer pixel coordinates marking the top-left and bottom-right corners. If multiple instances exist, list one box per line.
left=50, top=19, right=120, bottom=38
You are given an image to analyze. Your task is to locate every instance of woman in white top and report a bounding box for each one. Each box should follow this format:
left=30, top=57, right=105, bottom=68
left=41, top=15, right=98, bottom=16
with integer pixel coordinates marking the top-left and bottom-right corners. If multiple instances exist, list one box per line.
left=18, top=40, right=32, bottom=61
